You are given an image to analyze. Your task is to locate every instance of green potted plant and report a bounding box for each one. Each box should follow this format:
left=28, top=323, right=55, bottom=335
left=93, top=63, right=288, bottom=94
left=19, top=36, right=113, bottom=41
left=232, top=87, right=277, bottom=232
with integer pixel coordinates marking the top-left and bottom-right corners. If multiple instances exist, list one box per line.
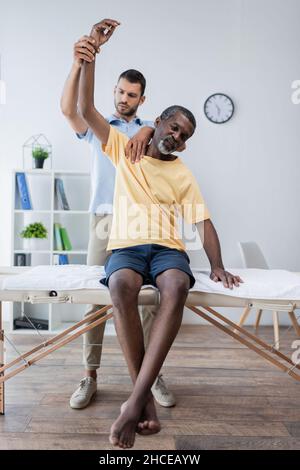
left=20, top=222, right=48, bottom=250
left=32, top=146, right=49, bottom=169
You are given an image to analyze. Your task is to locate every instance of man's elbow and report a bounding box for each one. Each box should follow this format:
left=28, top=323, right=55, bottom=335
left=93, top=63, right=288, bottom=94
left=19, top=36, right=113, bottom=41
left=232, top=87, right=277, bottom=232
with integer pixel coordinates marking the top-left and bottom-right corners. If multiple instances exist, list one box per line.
left=80, top=102, right=94, bottom=122
left=61, top=106, right=75, bottom=119
left=60, top=99, right=75, bottom=119
left=60, top=100, right=70, bottom=118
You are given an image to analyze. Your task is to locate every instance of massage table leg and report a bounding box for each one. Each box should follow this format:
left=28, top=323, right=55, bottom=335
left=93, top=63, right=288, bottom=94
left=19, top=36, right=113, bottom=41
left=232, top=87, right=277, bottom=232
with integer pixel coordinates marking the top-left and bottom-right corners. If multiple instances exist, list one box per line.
left=288, top=311, right=300, bottom=336
left=187, top=305, right=300, bottom=381
left=235, top=305, right=300, bottom=351
left=0, top=304, right=113, bottom=414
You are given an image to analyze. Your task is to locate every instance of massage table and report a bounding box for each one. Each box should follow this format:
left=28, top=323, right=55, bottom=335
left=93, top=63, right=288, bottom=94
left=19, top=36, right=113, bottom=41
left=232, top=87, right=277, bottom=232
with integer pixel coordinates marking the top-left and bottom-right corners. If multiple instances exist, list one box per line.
left=1, top=265, right=300, bottom=415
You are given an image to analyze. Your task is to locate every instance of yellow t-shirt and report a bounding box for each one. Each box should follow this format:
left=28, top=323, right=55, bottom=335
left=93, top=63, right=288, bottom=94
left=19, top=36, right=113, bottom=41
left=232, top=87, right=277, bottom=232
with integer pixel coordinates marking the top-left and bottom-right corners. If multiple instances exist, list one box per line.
left=102, top=126, right=210, bottom=252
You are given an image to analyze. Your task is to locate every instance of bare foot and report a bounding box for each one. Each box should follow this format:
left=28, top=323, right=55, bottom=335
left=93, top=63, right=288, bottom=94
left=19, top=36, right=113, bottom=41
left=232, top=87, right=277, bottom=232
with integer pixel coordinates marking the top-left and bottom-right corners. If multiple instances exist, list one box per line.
left=121, top=397, right=161, bottom=436
left=109, top=401, right=141, bottom=449
left=136, top=397, right=161, bottom=435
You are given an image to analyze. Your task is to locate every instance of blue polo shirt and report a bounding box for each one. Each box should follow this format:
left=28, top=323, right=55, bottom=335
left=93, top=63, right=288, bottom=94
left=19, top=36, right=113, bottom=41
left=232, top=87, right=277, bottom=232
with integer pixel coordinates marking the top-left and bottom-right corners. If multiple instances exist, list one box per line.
left=77, top=115, right=154, bottom=215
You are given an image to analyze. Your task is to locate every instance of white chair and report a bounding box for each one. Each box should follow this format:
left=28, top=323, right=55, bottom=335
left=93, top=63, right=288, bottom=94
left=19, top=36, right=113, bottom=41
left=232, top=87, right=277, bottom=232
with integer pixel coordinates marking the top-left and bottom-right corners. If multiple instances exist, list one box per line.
left=237, top=241, right=300, bottom=350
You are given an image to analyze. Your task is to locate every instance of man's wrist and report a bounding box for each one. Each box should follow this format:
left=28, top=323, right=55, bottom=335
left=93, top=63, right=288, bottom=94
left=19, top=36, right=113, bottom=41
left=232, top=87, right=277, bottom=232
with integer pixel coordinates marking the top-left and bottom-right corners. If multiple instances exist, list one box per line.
left=72, top=61, right=82, bottom=71
left=210, top=262, right=224, bottom=271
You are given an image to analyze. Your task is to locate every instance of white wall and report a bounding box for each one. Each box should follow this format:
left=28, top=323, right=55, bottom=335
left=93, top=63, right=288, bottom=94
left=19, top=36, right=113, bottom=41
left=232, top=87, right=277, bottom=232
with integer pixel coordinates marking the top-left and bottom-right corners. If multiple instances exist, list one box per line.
left=0, top=0, right=299, bottom=325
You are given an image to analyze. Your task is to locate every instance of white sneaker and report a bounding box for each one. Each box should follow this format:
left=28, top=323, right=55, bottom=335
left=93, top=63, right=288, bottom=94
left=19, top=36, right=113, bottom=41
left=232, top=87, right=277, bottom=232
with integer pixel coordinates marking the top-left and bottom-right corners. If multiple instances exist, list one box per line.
left=151, top=374, right=176, bottom=407
left=69, top=377, right=97, bottom=409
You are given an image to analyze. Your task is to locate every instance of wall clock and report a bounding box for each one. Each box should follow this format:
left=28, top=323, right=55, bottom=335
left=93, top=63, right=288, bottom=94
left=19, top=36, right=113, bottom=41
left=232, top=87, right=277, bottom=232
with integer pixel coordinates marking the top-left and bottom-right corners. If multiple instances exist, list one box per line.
left=204, top=93, right=234, bottom=124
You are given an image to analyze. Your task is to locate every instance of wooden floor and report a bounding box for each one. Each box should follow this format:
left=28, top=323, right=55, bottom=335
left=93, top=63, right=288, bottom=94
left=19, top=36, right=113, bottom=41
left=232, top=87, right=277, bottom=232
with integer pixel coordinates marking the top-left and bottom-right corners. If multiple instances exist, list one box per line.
left=1, top=325, right=300, bottom=450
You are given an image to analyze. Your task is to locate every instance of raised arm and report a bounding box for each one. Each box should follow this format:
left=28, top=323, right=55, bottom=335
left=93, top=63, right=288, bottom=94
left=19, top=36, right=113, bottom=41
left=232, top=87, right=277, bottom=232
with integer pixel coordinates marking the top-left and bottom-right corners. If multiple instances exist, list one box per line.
left=79, top=19, right=120, bottom=145
left=60, top=36, right=98, bottom=134
left=195, top=219, right=243, bottom=288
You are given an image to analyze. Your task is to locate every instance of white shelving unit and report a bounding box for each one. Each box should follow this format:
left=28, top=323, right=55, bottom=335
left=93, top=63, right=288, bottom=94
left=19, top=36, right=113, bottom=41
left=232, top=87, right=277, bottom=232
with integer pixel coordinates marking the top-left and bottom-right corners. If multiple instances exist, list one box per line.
left=10, top=169, right=91, bottom=334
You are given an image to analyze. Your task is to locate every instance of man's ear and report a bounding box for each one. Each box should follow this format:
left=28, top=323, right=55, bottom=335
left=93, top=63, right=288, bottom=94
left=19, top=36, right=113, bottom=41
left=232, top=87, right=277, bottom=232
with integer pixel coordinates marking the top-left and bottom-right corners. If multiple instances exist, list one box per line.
left=154, top=116, right=161, bottom=127
left=139, top=95, right=146, bottom=106
left=113, top=85, right=117, bottom=96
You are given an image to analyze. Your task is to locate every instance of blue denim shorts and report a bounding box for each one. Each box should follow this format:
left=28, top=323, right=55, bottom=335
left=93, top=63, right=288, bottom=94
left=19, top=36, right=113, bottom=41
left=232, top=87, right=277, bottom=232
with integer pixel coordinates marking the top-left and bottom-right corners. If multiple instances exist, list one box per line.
left=100, top=244, right=195, bottom=288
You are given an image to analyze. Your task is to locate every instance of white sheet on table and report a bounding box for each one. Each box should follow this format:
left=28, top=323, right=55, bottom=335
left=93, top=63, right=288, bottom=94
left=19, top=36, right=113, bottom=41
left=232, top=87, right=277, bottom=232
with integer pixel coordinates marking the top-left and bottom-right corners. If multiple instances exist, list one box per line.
left=1, top=265, right=300, bottom=300
left=1, top=265, right=107, bottom=291
left=192, top=268, right=300, bottom=300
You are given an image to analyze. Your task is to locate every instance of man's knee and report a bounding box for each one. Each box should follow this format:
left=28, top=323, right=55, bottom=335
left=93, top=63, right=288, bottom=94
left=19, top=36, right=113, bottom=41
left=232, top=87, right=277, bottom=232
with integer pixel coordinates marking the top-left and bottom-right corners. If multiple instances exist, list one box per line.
left=109, top=269, right=142, bottom=308
left=157, top=271, right=190, bottom=300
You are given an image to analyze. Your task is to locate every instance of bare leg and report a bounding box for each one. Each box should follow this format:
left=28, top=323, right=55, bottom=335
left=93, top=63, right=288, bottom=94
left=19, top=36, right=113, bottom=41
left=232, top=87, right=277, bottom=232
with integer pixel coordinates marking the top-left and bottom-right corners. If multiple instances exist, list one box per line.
left=109, top=269, right=144, bottom=381
left=108, top=269, right=159, bottom=448
left=109, top=269, right=189, bottom=448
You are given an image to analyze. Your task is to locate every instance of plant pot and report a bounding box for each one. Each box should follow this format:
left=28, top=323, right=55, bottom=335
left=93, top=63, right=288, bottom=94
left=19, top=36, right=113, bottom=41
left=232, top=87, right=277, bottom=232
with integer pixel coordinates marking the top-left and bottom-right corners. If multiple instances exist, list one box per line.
left=23, top=238, right=48, bottom=251
left=33, top=157, right=47, bottom=169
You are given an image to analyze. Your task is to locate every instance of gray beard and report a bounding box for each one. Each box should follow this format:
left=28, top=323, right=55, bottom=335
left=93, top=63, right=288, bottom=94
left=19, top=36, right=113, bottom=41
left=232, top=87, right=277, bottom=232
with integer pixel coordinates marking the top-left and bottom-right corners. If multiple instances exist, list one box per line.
left=158, top=139, right=172, bottom=155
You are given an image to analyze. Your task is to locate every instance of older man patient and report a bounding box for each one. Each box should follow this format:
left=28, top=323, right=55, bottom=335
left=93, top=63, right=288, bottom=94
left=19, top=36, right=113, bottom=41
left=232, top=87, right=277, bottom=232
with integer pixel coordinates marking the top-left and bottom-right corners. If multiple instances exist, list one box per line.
left=79, top=18, right=242, bottom=449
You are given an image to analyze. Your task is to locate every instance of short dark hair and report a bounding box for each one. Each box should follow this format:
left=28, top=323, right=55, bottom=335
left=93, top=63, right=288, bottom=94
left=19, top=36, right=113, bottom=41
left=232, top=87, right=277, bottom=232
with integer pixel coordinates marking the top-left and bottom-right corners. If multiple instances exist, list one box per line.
left=118, top=69, right=146, bottom=96
left=160, top=105, right=196, bottom=129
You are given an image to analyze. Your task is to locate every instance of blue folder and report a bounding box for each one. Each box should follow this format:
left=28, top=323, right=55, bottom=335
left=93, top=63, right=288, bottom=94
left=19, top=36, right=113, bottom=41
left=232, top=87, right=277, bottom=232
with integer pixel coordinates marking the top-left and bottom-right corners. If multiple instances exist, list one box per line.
left=58, top=254, right=69, bottom=265
left=16, top=172, right=32, bottom=210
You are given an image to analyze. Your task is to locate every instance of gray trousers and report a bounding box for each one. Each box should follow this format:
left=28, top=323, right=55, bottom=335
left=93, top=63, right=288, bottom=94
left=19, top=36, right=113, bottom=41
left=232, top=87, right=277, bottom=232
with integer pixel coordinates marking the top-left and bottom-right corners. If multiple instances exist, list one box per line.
left=83, top=214, right=158, bottom=370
